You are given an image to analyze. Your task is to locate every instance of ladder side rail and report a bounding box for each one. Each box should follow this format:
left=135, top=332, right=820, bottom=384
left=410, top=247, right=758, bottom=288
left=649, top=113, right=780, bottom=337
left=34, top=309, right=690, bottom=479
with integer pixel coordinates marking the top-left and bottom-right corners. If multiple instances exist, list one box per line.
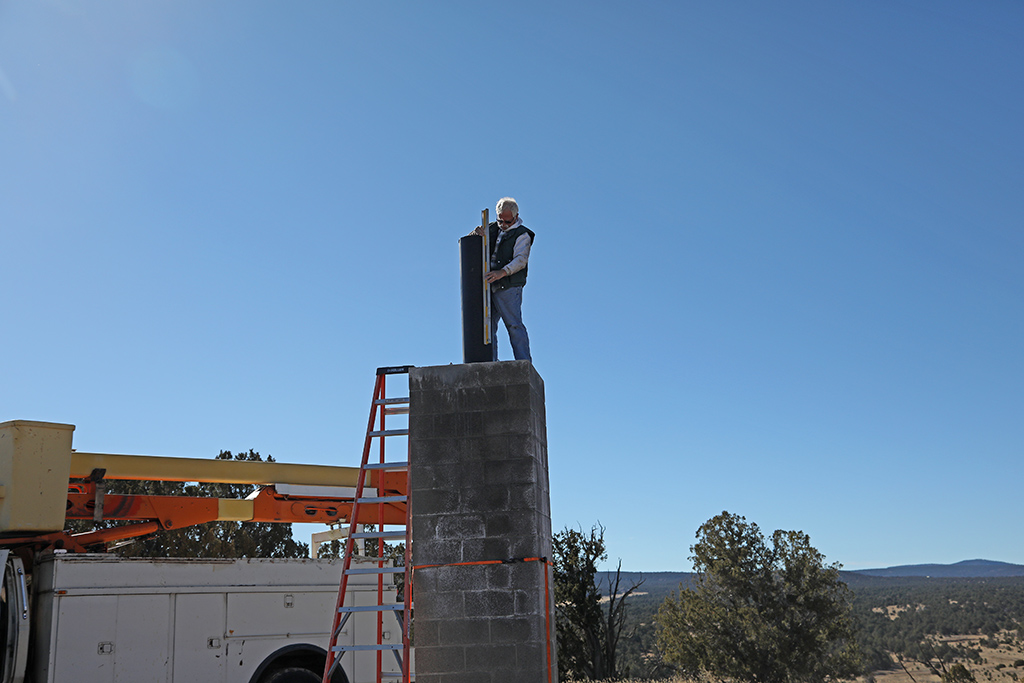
left=372, top=371, right=409, bottom=682
left=402, top=428, right=413, bottom=683
left=375, top=372, right=387, bottom=683
left=377, top=370, right=411, bottom=683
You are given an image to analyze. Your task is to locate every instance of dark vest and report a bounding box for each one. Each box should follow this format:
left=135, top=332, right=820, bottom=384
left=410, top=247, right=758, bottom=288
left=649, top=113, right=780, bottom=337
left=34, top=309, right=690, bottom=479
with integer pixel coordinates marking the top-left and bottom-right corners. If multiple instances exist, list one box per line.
left=487, top=222, right=535, bottom=290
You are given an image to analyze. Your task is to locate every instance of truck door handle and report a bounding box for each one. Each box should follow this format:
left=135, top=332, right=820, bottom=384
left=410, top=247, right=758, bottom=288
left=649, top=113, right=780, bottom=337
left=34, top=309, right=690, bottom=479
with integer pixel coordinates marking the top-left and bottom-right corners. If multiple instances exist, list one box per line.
left=16, top=566, right=28, bottom=619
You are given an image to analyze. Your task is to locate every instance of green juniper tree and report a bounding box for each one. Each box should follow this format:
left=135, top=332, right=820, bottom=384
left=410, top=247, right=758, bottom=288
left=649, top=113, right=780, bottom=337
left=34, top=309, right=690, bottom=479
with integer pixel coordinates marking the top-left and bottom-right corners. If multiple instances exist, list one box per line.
left=657, top=511, right=861, bottom=683
left=553, top=523, right=642, bottom=681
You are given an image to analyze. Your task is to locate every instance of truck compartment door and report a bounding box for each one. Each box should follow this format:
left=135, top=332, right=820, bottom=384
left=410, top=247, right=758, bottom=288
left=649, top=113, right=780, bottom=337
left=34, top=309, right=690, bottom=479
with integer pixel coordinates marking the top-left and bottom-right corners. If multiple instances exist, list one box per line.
left=173, top=593, right=226, bottom=683
left=1, top=551, right=30, bottom=683
left=51, top=592, right=171, bottom=683
left=51, top=595, right=117, bottom=683
left=112, top=594, right=172, bottom=682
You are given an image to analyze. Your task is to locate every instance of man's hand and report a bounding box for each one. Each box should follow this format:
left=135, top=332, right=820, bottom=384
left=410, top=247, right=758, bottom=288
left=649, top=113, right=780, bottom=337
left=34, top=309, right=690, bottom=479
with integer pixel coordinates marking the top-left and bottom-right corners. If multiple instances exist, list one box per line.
left=470, top=226, right=485, bottom=237
left=485, top=269, right=507, bottom=283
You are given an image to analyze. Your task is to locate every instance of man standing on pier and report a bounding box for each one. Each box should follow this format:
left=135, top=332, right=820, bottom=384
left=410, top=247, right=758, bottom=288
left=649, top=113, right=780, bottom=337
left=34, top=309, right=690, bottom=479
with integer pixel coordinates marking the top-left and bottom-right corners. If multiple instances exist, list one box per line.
left=472, top=196, right=534, bottom=362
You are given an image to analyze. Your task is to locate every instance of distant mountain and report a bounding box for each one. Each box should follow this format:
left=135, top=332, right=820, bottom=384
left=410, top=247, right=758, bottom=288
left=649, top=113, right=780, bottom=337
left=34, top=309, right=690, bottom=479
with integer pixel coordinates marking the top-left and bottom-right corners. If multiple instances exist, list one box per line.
left=594, top=561, right=1024, bottom=597
left=852, top=559, right=1024, bottom=578
left=593, top=571, right=692, bottom=596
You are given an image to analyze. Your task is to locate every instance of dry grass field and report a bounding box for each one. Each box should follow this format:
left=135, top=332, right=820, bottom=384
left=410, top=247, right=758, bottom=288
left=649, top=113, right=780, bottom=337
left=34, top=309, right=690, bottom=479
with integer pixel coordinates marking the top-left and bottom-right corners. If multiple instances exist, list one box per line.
left=865, top=632, right=1024, bottom=683
left=573, top=680, right=692, bottom=683
left=569, top=631, right=1024, bottom=683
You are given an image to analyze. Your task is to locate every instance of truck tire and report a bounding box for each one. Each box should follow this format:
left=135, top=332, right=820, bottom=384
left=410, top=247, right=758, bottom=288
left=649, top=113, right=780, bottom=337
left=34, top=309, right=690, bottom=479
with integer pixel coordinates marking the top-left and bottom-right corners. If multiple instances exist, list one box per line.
left=264, top=667, right=322, bottom=683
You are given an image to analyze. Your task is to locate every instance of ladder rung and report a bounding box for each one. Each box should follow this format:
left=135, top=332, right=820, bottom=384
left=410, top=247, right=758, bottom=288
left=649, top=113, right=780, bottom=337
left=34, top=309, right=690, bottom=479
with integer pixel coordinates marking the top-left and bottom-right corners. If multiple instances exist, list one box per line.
left=339, top=604, right=404, bottom=613
left=345, top=567, right=405, bottom=575
left=351, top=530, right=407, bottom=539
left=368, top=429, right=409, bottom=437
left=384, top=407, right=409, bottom=415
left=362, top=462, right=409, bottom=470
left=375, top=397, right=409, bottom=405
left=357, top=495, right=407, bottom=504
left=333, top=644, right=404, bottom=651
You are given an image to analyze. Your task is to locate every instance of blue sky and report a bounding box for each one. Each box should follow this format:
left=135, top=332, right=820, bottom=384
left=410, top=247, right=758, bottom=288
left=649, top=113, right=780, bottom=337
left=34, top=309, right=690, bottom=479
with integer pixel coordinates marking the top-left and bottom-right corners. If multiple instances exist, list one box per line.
left=2, top=1, right=1021, bottom=572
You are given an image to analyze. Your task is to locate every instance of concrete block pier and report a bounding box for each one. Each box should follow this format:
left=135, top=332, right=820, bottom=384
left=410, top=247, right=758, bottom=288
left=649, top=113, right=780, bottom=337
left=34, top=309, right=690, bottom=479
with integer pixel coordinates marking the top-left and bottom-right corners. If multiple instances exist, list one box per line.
left=409, top=361, right=557, bottom=683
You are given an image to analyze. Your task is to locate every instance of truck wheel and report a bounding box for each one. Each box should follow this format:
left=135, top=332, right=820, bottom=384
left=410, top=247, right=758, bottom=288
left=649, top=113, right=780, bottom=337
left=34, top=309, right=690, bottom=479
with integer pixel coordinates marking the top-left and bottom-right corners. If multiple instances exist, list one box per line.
left=264, top=667, right=322, bottom=683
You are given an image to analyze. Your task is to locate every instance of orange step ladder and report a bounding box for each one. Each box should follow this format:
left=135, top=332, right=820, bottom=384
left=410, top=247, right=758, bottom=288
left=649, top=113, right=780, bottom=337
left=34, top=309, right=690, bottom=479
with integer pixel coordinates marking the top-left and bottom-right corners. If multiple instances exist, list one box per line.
left=324, top=366, right=414, bottom=683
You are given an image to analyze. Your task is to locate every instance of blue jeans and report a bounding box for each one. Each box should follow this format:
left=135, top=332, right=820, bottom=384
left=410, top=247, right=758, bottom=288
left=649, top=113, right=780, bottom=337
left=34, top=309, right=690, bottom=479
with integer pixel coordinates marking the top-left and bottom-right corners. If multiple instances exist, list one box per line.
left=491, top=286, right=531, bottom=361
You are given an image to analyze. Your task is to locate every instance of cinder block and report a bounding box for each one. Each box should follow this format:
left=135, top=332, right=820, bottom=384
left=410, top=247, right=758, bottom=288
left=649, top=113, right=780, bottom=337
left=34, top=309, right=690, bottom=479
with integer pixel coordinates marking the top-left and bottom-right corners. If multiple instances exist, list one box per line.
left=412, top=589, right=443, bottom=618
left=460, top=537, right=511, bottom=563
left=515, top=643, right=552, bottom=672
left=410, top=489, right=461, bottom=516
left=434, top=564, right=489, bottom=593
left=466, top=643, right=516, bottom=672
left=413, top=565, right=438, bottom=592
left=450, top=386, right=485, bottom=413
left=510, top=533, right=547, bottom=559
left=435, top=412, right=486, bottom=439
left=473, top=436, right=511, bottom=462
left=408, top=438, right=466, bottom=466
left=411, top=538, right=463, bottom=567
left=504, top=665, right=547, bottom=683
left=464, top=590, right=515, bottom=618
left=476, top=384, right=509, bottom=410
left=434, top=385, right=508, bottom=413
left=415, top=645, right=466, bottom=674
left=502, top=434, right=539, bottom=461
left=414, top=619, right=440, bottom=647
left=489, top=617, right=535, bottom=644
left=408, top=413, right=435, bottom=439
left=422, top=673, right=479, bottom=683
left=461, top=484, right=510, bottom=511
left=484, top=563, right=511, bottom=590
left=481, top=512, right=515, bottom=538
left=482, top=457, right=539, bottom=486
left=509, top=561, right=548, bottom=592
left=514, top=588, right=543, bottom=616
left=537, top=488, right=551, bottom=518
left=508, top=483, right=538, bottom=510
left=435, top=514, right=485, bottom=539
left=481, top=409, right=532, bottom=437
left=411, top=514, right=439, bottom=541
left=408, top=463, right=442, bottom=491
left=501, top=383, right=533, bottom=411
left=490, top=668, right=525, bottom=683
left=439, top=618, right=491, bottom=647
left=483, top=510, right=539, bottom=539
left=414, top=589, right=465, bottom=620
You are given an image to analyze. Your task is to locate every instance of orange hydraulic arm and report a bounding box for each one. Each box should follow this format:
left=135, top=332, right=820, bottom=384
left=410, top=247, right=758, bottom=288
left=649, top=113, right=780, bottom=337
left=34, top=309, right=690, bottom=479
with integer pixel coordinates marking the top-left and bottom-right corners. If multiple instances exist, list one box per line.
left=66, top=468, right=406, bottom=549
left=2, top=471, right=407, bottom=554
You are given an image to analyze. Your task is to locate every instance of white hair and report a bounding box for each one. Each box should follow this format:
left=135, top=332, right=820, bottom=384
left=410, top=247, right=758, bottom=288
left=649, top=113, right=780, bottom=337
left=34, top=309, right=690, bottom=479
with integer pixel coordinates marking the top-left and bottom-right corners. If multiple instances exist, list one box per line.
left=496, top=197, right=519, bottom=217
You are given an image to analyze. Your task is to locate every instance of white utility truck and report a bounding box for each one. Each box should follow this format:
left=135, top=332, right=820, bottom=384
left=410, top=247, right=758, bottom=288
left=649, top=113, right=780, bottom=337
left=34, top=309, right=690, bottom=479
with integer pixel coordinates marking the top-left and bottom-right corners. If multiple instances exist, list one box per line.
left=0, top=421, right=407, bottom=683
left=1, top=551, right=401, bottom=683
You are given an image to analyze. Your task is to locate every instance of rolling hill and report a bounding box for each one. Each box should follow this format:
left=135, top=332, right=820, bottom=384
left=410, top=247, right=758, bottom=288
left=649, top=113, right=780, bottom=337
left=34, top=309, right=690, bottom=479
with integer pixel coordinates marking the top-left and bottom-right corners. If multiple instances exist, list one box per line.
left=853, top=559, right=1024, bottom=578
left=594, top=559, right=1024, bottom=603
